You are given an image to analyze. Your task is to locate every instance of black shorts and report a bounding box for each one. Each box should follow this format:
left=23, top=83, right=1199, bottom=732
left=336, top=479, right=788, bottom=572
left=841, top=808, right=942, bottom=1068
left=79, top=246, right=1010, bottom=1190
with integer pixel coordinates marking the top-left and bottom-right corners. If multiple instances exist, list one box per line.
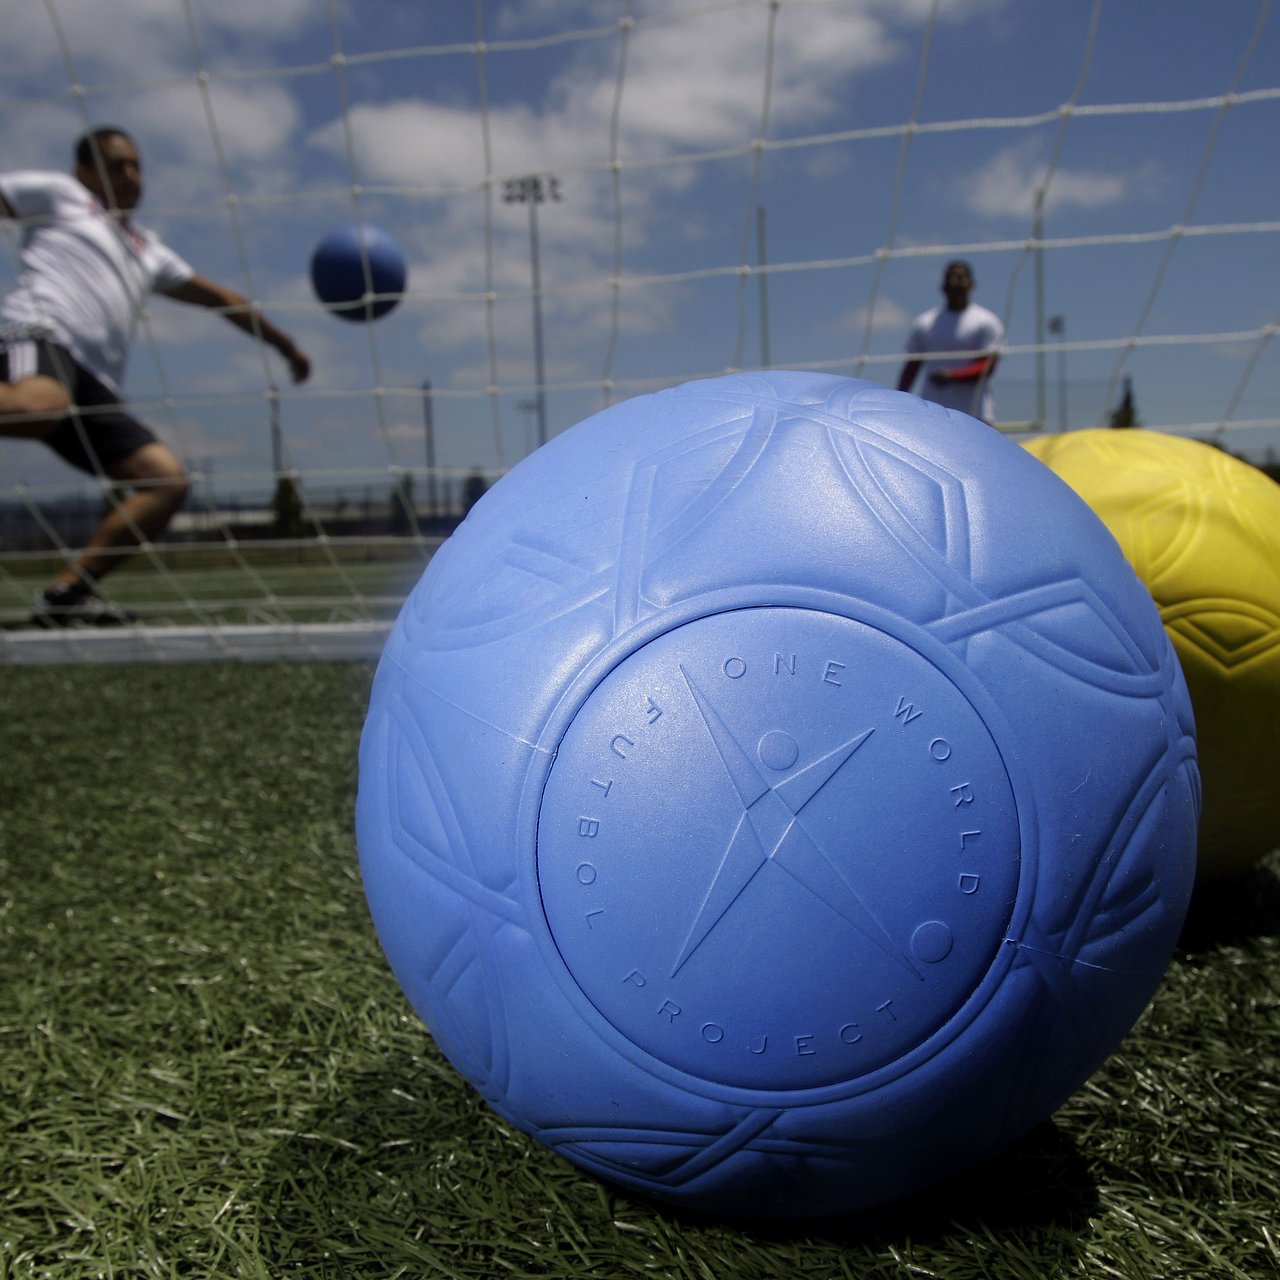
left=0, top=335, right=157, bottom=475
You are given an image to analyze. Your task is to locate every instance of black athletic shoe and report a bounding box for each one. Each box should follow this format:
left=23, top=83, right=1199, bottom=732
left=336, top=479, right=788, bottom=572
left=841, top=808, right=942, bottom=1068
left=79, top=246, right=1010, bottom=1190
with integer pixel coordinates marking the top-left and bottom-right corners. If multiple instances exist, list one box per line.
left=31, top=585, right=137, bottom=629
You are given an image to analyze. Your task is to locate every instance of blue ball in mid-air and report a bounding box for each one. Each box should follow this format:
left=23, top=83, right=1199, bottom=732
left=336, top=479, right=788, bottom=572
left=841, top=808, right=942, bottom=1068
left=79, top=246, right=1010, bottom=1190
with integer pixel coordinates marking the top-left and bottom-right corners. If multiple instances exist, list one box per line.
left=356, top=372, right=1199, bottom=1218
left=309, top=223, right=406, bottom=322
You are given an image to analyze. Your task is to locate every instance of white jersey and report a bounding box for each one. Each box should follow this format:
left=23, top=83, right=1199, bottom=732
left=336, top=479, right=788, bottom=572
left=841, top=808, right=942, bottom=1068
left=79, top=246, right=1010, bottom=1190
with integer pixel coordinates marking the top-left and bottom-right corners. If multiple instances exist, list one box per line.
left=0, top=170, right=193, bottom=394
left=906, top=301, right=1004, bottom=424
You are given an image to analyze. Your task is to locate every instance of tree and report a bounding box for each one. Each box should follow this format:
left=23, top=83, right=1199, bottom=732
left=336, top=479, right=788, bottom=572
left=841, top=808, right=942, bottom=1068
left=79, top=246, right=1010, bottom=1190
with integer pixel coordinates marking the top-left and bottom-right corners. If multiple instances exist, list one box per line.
left=463, top=468, right=488, bottom=514
left=389, top=472, right=416, bottom=536
left=271, top=474, right=306, bottom=539
left=1108, top=376, right=1140, bottom=428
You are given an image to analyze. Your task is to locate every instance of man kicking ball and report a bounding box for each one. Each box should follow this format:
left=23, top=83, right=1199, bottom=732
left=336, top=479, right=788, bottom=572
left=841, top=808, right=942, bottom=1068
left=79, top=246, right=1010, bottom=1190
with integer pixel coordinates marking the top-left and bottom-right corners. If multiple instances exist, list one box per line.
left=0, top=126, right=311, bottom=627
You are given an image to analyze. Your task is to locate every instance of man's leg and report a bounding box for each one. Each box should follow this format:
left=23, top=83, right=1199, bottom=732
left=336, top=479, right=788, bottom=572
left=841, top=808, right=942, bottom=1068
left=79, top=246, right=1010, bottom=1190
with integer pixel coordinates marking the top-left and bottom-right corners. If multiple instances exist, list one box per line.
left=1, top=345, right=190, bottom=625
left=46, top=441, right=191, bottom=592
left=0, top=372, right=71, bottom=437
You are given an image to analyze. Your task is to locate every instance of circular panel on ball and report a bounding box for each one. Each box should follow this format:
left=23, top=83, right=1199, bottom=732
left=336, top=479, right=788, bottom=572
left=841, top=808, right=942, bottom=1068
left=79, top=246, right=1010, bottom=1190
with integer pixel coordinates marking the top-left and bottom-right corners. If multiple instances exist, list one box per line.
left=537, top=606, right=1019, bottom=1091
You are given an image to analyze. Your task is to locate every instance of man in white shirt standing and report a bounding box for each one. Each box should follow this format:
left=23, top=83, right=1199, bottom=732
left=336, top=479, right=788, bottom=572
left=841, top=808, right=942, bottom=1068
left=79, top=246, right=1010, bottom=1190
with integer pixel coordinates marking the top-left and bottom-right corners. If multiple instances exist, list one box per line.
left=0, top=126, right=311, bottom=627
left=897, top=260, right=1004, bottom=426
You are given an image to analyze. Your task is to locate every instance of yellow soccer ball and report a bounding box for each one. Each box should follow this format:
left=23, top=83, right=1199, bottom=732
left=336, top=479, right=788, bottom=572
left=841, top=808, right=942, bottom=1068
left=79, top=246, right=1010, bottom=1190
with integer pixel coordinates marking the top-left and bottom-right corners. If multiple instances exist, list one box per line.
left=1023, top=429, right=1280, bottom=878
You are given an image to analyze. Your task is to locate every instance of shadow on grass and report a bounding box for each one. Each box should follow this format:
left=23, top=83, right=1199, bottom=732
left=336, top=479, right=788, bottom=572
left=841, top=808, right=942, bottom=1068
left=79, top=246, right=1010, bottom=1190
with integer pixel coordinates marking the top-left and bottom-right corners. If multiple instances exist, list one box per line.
left=676, top=1119, right=1098, bottom=1252
left=1179, top=860, right=1280, bottom=955
left=251, top=1058, right=1098, bottom=1273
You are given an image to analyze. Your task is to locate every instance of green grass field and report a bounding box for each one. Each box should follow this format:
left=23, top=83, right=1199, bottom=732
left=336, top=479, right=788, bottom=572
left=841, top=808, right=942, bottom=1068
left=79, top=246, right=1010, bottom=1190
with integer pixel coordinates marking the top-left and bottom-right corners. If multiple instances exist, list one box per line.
left=0, top=546, right=431, bottom=629
left=2, top=663, right=1277, bottom=1279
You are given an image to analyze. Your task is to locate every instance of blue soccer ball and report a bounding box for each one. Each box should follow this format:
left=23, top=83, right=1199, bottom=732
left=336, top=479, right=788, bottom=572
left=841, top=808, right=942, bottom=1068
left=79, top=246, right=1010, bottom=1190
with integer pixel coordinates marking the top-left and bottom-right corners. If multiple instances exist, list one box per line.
left=309, top=223, right=406, bottom=322
left=356, top=372, right=1199, bottom=1218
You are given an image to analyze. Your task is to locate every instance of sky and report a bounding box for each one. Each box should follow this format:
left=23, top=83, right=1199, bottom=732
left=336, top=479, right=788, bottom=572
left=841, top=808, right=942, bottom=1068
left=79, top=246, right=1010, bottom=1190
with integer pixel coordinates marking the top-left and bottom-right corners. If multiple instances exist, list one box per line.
left=2, top=0, right=1278, bottom=502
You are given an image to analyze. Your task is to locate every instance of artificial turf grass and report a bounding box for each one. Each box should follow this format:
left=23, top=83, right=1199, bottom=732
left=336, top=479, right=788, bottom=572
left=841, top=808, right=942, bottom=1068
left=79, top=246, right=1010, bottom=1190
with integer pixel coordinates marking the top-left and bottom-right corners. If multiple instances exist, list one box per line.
left=1, top=663, right=1277, bottom=1279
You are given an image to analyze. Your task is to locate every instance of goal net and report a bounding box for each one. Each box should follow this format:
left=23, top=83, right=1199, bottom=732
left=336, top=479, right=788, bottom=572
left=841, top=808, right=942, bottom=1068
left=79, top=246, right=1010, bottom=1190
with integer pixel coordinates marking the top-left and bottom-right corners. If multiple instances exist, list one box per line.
left=3, top=0, right=1277, bottom=664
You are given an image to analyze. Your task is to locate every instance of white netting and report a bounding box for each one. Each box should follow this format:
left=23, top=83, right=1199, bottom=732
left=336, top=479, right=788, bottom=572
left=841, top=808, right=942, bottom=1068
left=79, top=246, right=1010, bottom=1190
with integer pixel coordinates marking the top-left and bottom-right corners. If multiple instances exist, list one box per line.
left=2, top=0, right=1277, bottom=662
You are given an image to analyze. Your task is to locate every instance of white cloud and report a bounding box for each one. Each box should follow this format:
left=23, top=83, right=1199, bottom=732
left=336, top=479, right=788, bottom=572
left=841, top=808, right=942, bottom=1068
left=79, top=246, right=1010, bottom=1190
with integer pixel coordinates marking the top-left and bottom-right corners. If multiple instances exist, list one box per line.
left=307, top=2, right=910, bottom=182
left=124, top=80, right=304, bottom=172
left=2, top=2, right=310, bottom=172
left=833, top=296, right=912, bottom=336
left=961, top=141, right=1136, bottom=220
left=309, top=100, right=523, bottom=190
left=7, top=0, right=316, bottom=79
left=542, top=4, right=903, bottom=157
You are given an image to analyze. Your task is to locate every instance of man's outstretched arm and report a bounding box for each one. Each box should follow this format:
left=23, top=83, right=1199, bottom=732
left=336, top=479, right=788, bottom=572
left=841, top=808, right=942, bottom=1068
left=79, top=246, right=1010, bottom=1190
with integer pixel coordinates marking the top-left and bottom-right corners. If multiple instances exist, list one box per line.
left=163, top=274, right=311, bottom=383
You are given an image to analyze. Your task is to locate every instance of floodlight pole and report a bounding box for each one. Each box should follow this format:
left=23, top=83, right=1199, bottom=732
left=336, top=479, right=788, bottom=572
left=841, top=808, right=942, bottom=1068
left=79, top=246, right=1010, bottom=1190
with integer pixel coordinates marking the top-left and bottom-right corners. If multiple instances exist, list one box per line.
left=516, top=398, right=538, bottom=455
left=757, top=206, right=771, bottom=369
left=1048, top=315, right=1067, bottom=433
left=504, top=174, right=561, bottom=450
left=269, top=390, right=283, bottom=475
left=422, top=380, right=438, bottom=517
left=1033, top=188, right=1047, bottom=431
